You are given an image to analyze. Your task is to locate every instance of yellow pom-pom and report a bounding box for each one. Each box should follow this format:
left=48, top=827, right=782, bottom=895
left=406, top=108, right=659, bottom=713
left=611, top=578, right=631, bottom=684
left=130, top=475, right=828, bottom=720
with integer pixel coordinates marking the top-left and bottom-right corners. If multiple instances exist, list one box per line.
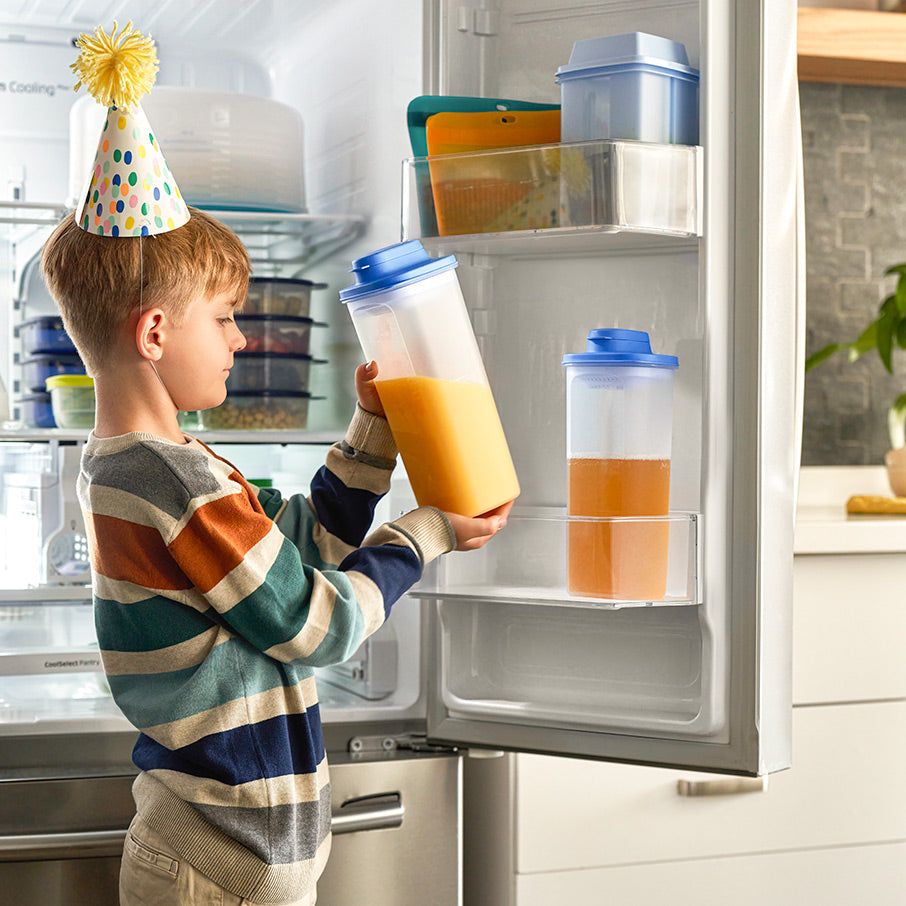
left=71, top=20, right=158, bottom=109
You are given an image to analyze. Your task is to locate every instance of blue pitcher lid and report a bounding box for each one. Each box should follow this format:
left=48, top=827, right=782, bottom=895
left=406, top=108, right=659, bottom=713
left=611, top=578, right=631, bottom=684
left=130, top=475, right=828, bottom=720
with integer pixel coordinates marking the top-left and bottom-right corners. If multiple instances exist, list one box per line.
left=339, top=240, right=457, bottom=303
left=556, top=32, right=699, bottom=82
left=562, top=328, right=679, bottom=368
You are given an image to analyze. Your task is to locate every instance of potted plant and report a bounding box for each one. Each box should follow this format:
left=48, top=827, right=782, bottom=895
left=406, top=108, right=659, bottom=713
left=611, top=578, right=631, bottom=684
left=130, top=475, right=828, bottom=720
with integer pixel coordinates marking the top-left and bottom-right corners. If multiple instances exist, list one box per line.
left=806, top=264, right=906, bottom=495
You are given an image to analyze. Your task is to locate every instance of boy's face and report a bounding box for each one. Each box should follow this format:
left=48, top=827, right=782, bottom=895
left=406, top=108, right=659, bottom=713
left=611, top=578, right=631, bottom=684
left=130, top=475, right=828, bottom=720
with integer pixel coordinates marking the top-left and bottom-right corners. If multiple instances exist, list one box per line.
left=156, top=288, right=246, bottom=412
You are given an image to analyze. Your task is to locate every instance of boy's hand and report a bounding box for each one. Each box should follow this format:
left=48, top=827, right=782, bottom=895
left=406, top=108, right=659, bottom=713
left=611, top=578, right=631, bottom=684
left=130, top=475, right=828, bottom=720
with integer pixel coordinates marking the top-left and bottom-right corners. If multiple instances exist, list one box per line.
left=445, top=501, right=514, bottom=551
left=355, top=361, right=384, bottom=417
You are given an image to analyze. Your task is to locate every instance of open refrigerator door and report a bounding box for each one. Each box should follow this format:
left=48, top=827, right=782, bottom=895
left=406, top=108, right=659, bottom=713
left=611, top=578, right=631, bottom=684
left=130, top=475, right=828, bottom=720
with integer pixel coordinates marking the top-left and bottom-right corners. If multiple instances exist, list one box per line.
left=409, top=0, right=799, bottom=777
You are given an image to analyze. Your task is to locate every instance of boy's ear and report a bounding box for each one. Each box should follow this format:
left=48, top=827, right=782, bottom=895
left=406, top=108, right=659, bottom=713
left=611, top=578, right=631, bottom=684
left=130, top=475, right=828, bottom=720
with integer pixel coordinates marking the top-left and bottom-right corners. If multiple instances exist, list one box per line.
left=135, top=308, right=167, bottom=363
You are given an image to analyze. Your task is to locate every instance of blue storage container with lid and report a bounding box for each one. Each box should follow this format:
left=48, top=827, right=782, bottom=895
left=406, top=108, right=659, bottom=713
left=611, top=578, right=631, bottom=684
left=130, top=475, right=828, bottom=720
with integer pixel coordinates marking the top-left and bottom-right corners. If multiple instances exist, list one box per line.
left=18, top=316, right=77, bottom=356
left=21, top=354, right=86, bottom=394
left=556, top=32, right=699, bottom=145
left=20, top=393, right=56, bottom=429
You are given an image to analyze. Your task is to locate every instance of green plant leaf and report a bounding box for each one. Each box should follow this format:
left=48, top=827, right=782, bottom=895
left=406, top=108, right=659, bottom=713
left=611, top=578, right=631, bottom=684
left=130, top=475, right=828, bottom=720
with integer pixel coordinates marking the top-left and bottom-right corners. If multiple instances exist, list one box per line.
left=848, top=321, right=878, bottom=362
left=895, top=280, right=906, bottom=317
left=884, top=263, right=906, bottom=279
left=805, top=343, right=845, bottom=371
left=877, top=307, right=897, bottom=373
left=897, top=319, right=906, bottom=349
left=880, top=294, right=899, bottom=317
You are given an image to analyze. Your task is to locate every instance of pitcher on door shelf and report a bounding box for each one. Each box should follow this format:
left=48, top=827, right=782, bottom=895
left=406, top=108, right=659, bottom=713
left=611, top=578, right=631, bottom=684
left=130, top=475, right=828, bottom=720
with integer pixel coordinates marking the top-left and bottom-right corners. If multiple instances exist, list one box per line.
left=563, top=329, right=678, bottom=600
left=341, top=240, right=521, bottom=518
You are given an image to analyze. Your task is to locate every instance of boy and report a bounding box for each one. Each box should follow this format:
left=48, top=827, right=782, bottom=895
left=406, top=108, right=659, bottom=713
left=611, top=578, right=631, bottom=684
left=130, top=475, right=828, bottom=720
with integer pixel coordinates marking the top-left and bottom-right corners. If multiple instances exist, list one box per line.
left=41, top=207, right=511, bottom=905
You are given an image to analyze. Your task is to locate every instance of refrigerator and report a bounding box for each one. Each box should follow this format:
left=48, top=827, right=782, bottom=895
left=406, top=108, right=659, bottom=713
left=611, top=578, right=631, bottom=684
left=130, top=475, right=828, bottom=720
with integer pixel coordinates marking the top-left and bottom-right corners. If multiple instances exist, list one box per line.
left=0, top=1, right=803, bottom=904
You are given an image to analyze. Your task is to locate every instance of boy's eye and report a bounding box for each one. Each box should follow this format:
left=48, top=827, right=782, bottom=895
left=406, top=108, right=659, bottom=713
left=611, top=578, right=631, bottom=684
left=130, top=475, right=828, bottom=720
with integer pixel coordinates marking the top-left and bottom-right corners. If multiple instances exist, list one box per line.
left=218, top=317, right=234, bottom=325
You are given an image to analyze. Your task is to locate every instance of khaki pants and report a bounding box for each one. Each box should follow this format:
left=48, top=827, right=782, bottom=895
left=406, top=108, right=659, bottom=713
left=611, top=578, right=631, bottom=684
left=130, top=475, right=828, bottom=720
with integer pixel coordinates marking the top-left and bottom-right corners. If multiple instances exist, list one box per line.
left=120, top=815, right=315, bottom=906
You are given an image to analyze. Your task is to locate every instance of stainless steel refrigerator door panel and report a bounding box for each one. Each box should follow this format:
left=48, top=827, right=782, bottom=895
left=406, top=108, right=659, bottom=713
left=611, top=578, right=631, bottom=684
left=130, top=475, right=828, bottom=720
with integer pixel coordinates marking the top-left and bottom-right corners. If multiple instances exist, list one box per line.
left=317, top=753, right=460, bottom=906
left=0, top=774, right=135, bottom=906
left=424, top=0, right=797, bottom=775
left=2, top=857, right=121, bottom=904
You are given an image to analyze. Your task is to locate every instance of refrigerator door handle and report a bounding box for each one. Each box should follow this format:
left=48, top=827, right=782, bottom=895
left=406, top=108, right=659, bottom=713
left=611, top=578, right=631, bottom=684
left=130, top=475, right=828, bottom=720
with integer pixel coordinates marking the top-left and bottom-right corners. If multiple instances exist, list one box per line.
left=0, top=828, right=127, bottom=861
left=676, top=776, right=768, bottom=797
left=331, top=791, right=404, bottom=835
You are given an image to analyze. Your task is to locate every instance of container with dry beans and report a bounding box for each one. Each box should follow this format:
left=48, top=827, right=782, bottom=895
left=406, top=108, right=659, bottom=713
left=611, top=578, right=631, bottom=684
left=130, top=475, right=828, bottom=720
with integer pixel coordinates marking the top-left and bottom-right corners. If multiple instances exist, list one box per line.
left=204, top=390, right=318, bottom=430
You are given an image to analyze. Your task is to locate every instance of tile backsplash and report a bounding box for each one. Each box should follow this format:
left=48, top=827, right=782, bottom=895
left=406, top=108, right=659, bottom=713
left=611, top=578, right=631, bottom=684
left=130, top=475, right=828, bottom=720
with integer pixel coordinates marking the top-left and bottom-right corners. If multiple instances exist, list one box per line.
left=802, top=82, right=906, bottom=465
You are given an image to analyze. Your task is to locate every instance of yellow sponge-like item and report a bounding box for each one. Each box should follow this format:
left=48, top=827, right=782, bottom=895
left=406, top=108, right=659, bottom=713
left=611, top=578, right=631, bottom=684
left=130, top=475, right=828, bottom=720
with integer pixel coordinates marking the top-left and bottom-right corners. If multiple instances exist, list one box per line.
left=71, top=20, right=158, bottom=109
left=846, top=495, right=906, bottom=515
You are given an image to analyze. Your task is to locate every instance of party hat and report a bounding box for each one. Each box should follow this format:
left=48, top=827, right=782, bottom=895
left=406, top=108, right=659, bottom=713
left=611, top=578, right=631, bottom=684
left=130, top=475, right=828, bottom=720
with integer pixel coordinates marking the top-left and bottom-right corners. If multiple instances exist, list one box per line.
left=72, top=21, right=189, bottom=238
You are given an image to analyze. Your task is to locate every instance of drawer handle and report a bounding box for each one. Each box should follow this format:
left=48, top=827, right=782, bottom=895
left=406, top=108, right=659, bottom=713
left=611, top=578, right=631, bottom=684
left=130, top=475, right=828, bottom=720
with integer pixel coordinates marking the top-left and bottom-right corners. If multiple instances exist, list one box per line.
left=676, top=776, right=768, bottom=797
left=0, top=829, right=127, bottom=861
left=331, top=792, right=404, bottom=835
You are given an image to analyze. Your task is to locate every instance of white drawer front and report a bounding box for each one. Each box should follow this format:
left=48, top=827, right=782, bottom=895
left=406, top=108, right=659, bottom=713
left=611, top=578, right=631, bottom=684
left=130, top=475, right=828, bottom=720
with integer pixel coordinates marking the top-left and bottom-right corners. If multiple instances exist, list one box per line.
left=516, top=702, right=906, bottom=871
left=516, top=841, right=906, bottom=906
left=793, top=554, right=906, bottom=704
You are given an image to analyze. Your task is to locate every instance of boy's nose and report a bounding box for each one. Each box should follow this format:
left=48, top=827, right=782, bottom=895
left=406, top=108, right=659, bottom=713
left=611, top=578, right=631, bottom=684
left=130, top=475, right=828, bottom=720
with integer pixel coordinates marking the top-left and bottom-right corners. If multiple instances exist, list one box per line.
left=232, top=327, right=246, bottom=352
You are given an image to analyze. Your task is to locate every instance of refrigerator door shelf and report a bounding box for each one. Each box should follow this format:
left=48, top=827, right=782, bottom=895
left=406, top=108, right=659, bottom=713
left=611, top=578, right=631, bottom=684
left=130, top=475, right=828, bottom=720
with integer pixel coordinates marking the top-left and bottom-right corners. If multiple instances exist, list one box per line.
left=412, top=510, right=700, bottom=610
left=402, top=139, right=702, bottom=251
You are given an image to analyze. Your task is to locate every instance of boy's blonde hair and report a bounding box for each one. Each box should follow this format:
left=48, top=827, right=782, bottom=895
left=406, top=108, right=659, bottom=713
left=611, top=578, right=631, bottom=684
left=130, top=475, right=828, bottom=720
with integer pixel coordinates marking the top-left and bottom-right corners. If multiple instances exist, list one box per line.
left=41, top=206, right=250, bottom=374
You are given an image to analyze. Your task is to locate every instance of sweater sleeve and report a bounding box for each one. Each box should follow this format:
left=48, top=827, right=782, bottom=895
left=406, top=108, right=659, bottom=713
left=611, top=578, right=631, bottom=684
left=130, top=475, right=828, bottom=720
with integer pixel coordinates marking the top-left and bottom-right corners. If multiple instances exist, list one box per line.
left=161, top=474, right=454, bottom=668
left=265, top=405, right=405, bottom=570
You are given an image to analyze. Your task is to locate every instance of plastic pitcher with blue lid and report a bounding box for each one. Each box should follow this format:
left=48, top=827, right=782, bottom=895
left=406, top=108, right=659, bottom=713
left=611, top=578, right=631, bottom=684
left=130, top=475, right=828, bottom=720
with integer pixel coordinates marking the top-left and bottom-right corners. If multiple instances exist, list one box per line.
left=341, top=240, right=519, bottom=517
left=562, top=329, right=678, bottom=601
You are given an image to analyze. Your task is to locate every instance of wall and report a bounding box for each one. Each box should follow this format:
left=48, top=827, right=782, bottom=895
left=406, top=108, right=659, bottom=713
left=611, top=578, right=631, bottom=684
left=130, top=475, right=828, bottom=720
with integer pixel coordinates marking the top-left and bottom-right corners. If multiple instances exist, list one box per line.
left=802, top=81, right=906, bottom=465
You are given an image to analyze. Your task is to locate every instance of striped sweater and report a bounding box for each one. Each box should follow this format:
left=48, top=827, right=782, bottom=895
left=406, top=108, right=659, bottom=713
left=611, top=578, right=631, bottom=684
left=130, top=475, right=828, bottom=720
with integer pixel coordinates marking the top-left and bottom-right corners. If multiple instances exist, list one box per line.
left=78, top=407, right=455, bottom=903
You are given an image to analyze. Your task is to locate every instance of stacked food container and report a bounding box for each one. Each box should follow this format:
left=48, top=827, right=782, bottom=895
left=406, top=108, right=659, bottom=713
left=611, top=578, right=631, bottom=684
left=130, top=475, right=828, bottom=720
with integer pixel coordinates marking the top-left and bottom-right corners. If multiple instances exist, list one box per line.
left=16, top=316, right=88, bottom=428
left=196, top=277, right=328, bottom=430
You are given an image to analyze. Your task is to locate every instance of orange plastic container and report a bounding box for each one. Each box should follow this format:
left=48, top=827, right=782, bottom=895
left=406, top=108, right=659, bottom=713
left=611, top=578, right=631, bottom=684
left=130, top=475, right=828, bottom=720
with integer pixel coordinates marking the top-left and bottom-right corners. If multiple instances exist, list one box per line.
left=426, top=110, right=561, bottom=236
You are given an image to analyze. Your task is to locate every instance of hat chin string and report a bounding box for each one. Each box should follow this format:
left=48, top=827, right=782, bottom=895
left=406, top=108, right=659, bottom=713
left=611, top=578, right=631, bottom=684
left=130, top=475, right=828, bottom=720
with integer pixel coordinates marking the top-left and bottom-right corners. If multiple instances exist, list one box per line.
left=138, top=235, right=180, bottom=413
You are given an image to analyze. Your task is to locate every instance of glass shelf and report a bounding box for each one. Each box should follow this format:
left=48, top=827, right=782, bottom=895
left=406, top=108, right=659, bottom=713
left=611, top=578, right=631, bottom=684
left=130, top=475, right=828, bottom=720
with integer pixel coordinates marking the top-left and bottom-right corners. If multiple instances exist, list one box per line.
left=208, top=209, right=366, bottom=274
left=402, top=139, right=702, bottom=255
left=0, top=201, right=366, bottom=275
left=0, top=586, right=92, bottom=603
left=0, top=427, right=340, bottom=445
left=412, top=509, right=701, bottom=610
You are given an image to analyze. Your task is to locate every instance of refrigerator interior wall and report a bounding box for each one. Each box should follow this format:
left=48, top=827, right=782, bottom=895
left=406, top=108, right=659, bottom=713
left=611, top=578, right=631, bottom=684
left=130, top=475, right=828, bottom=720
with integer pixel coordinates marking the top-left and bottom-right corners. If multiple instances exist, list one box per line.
left=265, top=0, right=425, bottom=424
left=423, top=0, right=728, bottom=743
left=0, top=0, right=428, bottom=735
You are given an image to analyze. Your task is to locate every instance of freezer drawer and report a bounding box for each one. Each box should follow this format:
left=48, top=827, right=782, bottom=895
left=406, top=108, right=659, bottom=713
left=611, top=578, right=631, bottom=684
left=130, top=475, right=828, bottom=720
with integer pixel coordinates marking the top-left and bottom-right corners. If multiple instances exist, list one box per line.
left=0, top=752, right=459, bottom=906
left=0, top=774, right=135, bottom=906
left=317, top=752, right=460, bottom=906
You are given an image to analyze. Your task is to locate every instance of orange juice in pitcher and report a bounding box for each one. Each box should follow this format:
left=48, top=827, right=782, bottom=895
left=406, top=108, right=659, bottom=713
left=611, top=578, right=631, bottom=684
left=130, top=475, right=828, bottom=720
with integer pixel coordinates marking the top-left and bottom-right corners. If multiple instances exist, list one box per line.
left=341, top=241, right=519, bottom=517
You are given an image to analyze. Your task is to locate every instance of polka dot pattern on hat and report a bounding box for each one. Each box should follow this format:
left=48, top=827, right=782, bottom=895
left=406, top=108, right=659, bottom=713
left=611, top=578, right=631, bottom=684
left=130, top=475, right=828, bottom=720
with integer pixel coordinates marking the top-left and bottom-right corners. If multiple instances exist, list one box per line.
left=76, top=103, right=189, bottom=238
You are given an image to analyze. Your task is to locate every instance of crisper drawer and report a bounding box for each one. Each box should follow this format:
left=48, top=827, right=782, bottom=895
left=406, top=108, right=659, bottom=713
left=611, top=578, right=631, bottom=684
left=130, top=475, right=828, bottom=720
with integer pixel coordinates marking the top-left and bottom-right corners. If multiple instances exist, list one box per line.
left=515, top=841, right=906, bottom=906
left=793, top=553, right=906, bottom=704
left=515, top=701, right=906, bottom=872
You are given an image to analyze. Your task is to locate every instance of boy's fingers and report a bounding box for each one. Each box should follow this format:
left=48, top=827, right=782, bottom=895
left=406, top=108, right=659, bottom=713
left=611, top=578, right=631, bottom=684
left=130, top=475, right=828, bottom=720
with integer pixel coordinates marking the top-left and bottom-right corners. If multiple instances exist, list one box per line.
left=470, top=515, right=504, bottom=536
left=460, top=533, right=495, bottom=551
